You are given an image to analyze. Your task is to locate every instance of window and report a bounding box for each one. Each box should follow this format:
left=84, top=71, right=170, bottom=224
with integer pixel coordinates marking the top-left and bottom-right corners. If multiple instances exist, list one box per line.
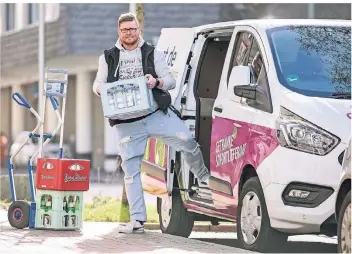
left=246, top=38, right=271, bottom=112
left=5, top=3, right=15, bottom=31
left=28, top=3, right=39, bottom=24
left=229, top=31, right=272, bottom=113
left=232, top=32, right=253, bottom=67
left=267, top=25, right=351, bottom=99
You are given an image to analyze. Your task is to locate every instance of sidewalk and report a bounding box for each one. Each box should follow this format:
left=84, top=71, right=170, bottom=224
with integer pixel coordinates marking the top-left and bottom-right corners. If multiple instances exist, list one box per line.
left=0, top=208, right=251, bottom=254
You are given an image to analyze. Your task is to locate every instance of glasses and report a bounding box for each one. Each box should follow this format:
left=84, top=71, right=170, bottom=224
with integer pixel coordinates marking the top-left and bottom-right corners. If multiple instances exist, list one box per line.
left=120, top=27, right=138, bottom=34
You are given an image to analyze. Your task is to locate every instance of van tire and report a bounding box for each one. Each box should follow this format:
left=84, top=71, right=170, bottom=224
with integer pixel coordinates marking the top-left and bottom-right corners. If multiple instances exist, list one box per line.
left=237, top=177, right=288, bottom=252
left=337, top=190, right=351, bottom=253
left=158, top=191, right=194, bottom=238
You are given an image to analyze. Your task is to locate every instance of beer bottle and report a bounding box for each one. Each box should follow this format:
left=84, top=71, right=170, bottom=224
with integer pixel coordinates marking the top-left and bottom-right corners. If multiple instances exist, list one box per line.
left=40, top=195, right=46, bottom=210
left=68, top=196, right=75, bottom=213
left=63, top=196, right=67, bottom=212
left=45, top=195, right=52, bottom=212
left=75, top=196, right=80, bottom=212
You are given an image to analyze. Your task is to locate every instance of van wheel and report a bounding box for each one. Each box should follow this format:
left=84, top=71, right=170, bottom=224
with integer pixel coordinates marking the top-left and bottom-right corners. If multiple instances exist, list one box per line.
left=338, top=190, right=351, bottom=253
left=158, top=191, right=194, bottom=237
left=237, top=177, right=288, bottom=252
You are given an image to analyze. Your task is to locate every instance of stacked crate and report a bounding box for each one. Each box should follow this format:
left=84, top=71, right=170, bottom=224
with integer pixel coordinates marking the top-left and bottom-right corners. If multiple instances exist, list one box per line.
left=35, top=158, right=90, bottom=230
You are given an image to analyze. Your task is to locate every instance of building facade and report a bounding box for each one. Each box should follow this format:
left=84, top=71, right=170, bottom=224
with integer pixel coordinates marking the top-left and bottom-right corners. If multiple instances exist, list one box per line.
left=1, top=3, right=350, bottom=171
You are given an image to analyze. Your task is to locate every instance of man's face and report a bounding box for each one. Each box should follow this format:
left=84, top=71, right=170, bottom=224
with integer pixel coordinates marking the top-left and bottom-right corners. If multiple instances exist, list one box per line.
left=118, top=20, right=140, bottom=46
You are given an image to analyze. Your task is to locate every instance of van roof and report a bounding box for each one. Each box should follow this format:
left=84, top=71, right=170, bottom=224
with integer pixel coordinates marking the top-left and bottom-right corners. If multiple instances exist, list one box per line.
left=195, top=19, right=351, bottom=33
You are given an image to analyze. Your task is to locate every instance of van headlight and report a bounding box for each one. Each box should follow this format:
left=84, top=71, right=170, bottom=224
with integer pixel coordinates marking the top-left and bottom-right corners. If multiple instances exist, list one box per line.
left=276, top=107, right=340, bottom=156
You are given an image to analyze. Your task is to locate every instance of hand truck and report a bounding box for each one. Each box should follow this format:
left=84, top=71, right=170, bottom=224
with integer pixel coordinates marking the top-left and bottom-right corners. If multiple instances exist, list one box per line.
left=7, top=68, right=68, bottom=229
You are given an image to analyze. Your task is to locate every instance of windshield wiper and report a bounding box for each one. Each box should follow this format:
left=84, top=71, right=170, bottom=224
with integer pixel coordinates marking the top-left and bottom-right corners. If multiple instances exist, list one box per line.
left=331, top=92, right=351, bottom=99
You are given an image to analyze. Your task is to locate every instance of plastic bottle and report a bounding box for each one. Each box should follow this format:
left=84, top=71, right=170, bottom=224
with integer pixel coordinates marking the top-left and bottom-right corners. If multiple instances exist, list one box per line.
left=125, top=85, right=135, bottom=107
left=108, top=90, right=115, bottom=109
left=135, top=86, right=141, bottom=105
left=116, top=87, right=125, bottom=109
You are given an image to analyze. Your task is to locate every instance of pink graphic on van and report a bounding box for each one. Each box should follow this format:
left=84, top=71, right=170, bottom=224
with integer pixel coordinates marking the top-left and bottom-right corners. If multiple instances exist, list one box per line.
left=210, top=117, right=279, bottom=191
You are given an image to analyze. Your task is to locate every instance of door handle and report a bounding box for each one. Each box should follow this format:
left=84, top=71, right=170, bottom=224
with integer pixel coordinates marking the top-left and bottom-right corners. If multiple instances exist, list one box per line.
left=214, top=106, right=223, bottom=113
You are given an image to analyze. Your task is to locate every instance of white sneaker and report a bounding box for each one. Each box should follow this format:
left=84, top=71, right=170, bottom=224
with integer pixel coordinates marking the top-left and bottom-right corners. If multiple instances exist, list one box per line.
left=198, top=176, right=210, bottom=189
left=118, top=220, right=144, bottom=234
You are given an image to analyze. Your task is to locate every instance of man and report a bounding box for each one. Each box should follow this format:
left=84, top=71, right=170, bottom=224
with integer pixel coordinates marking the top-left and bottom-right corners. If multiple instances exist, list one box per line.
left=93, top=13, right=210, bottom=233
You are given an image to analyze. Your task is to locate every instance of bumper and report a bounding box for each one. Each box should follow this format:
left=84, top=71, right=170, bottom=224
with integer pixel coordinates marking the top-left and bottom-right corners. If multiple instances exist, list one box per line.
left=264, top=182, right=336, bottom=234
left=257, top=144, right=345, bottom=234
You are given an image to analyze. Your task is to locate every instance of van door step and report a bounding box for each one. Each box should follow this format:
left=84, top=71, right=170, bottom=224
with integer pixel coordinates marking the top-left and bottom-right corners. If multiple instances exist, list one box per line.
left=191, top=186, right=212, bottom=201
left=173, top=187, right=194, bottom=193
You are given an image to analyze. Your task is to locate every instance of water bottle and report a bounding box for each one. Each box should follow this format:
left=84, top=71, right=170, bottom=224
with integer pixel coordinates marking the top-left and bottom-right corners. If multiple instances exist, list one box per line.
left=115, top=87, right=125, bottom=109
left=125, top=85, right=135, bottom=108
left=135, top=86, right=141, bottom=105
left=108, top=90, right=115, bottom=109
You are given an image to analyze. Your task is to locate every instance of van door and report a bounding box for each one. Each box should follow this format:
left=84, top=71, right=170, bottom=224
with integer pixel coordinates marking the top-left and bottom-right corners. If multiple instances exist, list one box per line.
left=141, top=28, right=198, bottom=198
left=210, top=27, right=258, bottom=211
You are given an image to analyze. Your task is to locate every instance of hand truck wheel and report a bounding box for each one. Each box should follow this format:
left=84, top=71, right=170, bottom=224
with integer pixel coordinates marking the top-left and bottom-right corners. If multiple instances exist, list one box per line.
left=8, top=200, right=30, bottom=229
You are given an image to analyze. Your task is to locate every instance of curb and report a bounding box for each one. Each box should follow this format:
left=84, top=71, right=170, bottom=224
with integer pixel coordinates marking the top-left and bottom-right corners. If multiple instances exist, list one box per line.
left=144, top=223, right=236, bottom=232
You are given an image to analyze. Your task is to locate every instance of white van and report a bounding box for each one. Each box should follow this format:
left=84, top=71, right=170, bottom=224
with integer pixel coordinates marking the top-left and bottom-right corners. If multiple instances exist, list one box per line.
left=140, top=19, right=351, bottom=252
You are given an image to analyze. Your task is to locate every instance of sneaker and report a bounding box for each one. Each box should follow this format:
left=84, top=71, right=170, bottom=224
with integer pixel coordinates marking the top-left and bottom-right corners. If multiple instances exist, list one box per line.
left=198, top=176, right=210, bottom=189
left=118, top=220, right=144, bottom=234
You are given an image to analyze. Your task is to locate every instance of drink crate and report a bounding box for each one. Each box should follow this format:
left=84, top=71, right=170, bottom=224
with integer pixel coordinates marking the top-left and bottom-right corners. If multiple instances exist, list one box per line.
left=36, top=158, right=90, bottom=191
left=34, top=189, right=83, bottom=230
left=100, top=76, right=155, bottom=120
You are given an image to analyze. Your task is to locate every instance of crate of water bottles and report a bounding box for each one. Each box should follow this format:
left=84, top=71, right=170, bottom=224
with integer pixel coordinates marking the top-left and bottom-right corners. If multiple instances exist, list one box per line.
left=100, top=76, right=155, bottom=120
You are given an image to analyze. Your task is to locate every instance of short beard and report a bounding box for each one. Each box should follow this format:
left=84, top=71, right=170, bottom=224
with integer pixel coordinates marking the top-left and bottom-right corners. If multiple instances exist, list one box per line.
left=122, top=37, right=139, bottom=46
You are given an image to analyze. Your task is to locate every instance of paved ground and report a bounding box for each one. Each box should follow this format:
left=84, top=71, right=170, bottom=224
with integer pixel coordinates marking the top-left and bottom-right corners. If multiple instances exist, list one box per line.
left=0, top=219, right=252, bottom=254
left=192, top=232, right=337, bottom=253
left=0, top=206, right=338, bottom=254
left=0, top=170, right=338, bottom=253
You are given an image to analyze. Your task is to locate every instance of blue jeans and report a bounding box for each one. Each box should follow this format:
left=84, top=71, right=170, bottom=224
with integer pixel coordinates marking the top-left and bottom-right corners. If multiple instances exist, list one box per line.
left=115, top=109, right=209, bottom=222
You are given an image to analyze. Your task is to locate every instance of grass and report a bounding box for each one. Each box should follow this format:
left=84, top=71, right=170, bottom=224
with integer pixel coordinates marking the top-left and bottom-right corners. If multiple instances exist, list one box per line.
left=83, top=196, right=159, bottom=223
left=1, top=196, right=159, bottom=223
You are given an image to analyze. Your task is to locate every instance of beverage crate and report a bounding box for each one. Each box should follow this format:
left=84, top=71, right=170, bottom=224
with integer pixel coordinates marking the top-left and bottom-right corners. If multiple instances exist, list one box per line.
left=34, top=189, right=83, bottom=230
left=36, top=158, right=90, bottom=191
left=100, top=76, right=155, bottom=120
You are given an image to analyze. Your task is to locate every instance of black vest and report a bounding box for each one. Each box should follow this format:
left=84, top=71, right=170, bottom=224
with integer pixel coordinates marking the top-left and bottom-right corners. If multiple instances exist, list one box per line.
left=104, top=42, right=171, bottom=127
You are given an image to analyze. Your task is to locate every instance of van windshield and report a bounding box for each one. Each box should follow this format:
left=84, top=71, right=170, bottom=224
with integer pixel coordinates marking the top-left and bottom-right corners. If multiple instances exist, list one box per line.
left=266, top=25, right=351, bottom=99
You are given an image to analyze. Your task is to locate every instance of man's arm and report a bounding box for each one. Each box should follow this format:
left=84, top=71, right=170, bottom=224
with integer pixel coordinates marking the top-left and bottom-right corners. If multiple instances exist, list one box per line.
left=92, top=54, right=108, bottom=96
left=154, top=49, right=176, bottom=90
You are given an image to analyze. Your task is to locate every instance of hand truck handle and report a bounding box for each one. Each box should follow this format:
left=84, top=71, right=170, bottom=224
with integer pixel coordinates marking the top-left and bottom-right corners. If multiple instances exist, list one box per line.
left=46, top=68, right=68, bottom=74
left=49, top=96, right=59, bottom=110
left=12, top=93, right=31, bottom=109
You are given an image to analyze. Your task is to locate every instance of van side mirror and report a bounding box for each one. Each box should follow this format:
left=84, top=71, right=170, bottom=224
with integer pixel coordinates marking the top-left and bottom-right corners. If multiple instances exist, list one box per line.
left=228, top=65, right=251, bottom=88
left=234, top=85, right=256, bottom=100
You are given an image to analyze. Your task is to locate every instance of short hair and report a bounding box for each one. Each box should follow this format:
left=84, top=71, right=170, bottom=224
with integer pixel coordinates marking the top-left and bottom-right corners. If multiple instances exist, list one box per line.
left=118, top=12, right=139, bottom=28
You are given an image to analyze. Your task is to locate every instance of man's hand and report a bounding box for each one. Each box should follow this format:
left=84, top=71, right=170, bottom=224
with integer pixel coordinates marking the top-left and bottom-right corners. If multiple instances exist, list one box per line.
left=145, top=74, right=157, bottom=88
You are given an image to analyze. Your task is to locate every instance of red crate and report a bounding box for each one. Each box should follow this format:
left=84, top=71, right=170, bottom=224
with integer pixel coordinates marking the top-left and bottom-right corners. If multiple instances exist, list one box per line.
left=36, top=158, right=90, bottom=191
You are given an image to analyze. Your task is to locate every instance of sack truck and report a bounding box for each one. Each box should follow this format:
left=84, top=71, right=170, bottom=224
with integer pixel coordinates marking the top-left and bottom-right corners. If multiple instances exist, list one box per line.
left=7, top=68, right=90, bottom=230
